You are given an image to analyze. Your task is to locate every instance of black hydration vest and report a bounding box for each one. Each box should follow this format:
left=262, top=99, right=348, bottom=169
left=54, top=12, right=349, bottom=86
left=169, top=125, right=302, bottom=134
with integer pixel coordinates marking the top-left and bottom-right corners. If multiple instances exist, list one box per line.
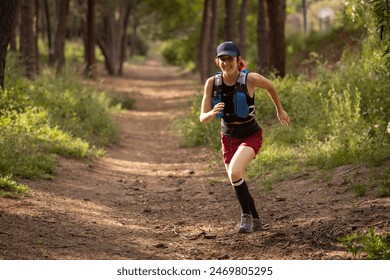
left=211, top=70, right=256, bottom=123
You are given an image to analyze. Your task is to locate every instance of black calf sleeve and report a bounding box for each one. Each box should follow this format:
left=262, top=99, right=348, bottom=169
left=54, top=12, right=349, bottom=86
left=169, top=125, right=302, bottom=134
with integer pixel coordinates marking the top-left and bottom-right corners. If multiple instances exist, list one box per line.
left=232, top=179, right=251, bottom=215
left=232, top=179, right=259, bottom=218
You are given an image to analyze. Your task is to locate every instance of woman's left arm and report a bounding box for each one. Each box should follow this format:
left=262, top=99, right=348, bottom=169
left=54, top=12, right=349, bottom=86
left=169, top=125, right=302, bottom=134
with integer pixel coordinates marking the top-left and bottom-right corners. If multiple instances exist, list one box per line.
left=247, top=72, right=291, bottom=126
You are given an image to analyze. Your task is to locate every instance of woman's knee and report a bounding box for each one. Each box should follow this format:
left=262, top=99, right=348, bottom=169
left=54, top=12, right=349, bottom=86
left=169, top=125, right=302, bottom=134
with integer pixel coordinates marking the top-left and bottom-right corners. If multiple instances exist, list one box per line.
left=227, top=168, right=243, bottom=183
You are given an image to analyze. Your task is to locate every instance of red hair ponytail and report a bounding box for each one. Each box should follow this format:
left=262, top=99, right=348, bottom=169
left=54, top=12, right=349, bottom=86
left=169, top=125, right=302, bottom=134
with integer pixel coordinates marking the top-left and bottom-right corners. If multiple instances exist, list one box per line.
left=237, top=56, right=247, bottom=71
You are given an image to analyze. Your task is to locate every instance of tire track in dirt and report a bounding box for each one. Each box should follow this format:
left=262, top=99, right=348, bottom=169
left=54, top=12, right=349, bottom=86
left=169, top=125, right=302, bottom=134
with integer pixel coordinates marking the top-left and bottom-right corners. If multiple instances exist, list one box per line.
left=1, top=58, right=389, bottom=260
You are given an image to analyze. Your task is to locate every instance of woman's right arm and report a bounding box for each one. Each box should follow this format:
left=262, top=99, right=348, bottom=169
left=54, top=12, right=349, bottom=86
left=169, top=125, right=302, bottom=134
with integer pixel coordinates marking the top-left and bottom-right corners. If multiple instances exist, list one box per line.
left=199, top=77, right=224, bottom=123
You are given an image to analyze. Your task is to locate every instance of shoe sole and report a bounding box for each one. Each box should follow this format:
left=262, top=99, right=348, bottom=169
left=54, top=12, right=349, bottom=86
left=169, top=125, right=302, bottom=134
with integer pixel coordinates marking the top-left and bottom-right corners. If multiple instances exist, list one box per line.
left=238, top=228, right=254, bottom=234
left=253, top=223, right=269, bottom=232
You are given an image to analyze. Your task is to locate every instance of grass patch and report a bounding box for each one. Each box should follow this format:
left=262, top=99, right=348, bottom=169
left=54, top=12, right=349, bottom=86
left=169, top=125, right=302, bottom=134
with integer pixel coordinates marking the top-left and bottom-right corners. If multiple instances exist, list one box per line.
left=109, top=91, right=136, bottom=110
left=375, top=168, right=390, bottom=197
left=1, top=54, right=118, bottom=181
left=377, top=183, right=390, bottom=197
left=339, top=227, right=390, bottom=260
left=0, top=175, right=29, bottom=198
left=350, top=183, right=368, bottom=197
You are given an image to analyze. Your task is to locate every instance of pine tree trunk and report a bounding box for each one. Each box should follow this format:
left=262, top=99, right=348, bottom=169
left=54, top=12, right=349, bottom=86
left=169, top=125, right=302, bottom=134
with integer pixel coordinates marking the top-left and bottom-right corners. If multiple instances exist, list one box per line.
left=266, top=0, right=286, bottom=77
left=9, top=1, right=21, bottom=52
left=198, top=0, right=212, bottom=83
left=53, top=0, right=70, bottom=74
left=207, top=0, right=219, bottom=78
left=224, top=0, right=236, bottom=41
left=0, top=0, right=19, bottom=89
left=97, top=5, right=130, bottom=76
left=238, top=0, right=249, bottom=58
left=20, top=0, right=38, bottom=79
left=118, top=5, right=131, bottom=75
left=43, top=0, right=53, bottom=64
left=129, top=0, right=140, bottom=58
left=302, top=0, right=308, bottom=33
left=256, top=0, right=269, bottom=76
left=129, top=16, right=138, bottom=57
left=85, top=0, right=96, bottom=78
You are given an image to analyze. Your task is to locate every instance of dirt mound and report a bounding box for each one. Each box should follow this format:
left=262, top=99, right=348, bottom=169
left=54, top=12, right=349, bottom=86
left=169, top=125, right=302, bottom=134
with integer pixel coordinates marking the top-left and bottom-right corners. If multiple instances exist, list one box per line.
left=0, top=59, right=389, bottom=260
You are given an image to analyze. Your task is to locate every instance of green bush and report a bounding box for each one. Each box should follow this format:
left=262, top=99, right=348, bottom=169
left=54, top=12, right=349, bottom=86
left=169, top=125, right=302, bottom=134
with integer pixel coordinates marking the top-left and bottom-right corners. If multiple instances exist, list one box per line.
left=0, top=174, right=29, bottom=198
left=161, top=37, right=199, bottom=70
left=109, top=92, right=136, bottom=110
left=339, top=227, right=390, bottom=260
left=0, top=59, right=118, bottom=179
left=28, top=72, right=118, bottom=146
left=172, top=95, right=221, bottom=149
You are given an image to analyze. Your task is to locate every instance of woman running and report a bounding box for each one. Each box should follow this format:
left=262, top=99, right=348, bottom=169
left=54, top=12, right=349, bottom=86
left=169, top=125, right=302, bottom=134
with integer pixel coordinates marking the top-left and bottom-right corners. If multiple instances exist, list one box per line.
left=200, top=41, right=291, bottom=233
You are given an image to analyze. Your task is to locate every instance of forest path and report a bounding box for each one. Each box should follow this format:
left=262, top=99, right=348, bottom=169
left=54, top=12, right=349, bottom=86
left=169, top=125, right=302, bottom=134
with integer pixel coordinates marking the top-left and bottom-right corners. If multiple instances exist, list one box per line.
left=1, top=57, right=389, bottom=260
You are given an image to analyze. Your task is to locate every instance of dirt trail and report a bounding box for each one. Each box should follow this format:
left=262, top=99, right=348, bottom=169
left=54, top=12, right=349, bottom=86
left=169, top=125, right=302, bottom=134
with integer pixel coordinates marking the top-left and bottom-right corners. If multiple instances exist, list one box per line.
left=1, top=58, right=389, bottom=260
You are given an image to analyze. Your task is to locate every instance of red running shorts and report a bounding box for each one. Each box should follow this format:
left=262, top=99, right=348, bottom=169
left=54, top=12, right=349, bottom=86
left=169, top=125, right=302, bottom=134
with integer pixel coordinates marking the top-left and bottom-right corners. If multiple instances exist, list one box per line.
left=221, top=129, right=263, bottom=164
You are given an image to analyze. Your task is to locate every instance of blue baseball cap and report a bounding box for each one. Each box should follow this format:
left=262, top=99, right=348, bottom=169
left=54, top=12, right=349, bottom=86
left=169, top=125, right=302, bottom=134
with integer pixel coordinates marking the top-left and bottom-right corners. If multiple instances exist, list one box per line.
left=216, top=41, right=240, bottom=57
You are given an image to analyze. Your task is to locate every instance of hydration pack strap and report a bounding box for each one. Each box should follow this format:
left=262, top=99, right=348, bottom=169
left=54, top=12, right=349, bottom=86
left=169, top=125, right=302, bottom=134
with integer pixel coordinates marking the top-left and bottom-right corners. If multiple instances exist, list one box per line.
left=213, top=71, right=248, bottom=95
left=237, top=71, right=247, bottom=86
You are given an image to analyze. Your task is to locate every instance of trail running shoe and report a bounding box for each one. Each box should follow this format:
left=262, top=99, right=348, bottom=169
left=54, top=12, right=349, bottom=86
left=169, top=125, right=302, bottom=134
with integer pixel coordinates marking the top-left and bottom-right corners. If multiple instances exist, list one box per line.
left=238, top=213, right=253, bottom=233
left=253, top=217, right=264, bottom=232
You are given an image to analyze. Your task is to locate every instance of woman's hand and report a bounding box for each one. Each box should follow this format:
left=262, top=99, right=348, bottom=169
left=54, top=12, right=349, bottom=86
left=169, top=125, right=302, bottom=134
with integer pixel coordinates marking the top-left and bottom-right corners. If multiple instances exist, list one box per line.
left=212, top=102, right=225, bottom=117
left=277, top=109, right=290, bottom=126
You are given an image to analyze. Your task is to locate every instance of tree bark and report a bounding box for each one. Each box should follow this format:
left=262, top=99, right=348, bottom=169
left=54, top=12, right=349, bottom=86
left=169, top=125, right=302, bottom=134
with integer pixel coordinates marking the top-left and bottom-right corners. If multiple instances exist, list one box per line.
left=238, top=0, right=249, bottom=58
left=256, top=0, right=269, bottom=76
left=266, top=0, right=286, bottom=77
left=129, top=0, right=140, bottom=57
left=198, top=0, right=212, bottom=83
left=9, top=0, right=21, bottom=52
left=302, top=0, right=308, bottom=33
left=224, top=0, right=236, bottom=41
left=20, top=0, right=38, bottom=79
left=119, top=5, right=131, bottom=75
left=207, top=0, right=219, bottom=78
left=97, top=4, right=131, bottom=76
left=129, top=15, right=138, bottom=57
left=0, top=0, right=19, bottom=89
left=53, top=0, right=70, bottom=74
left=43, top=0, right=53, bottom=64
left=85, top=0, right=96, bottom=78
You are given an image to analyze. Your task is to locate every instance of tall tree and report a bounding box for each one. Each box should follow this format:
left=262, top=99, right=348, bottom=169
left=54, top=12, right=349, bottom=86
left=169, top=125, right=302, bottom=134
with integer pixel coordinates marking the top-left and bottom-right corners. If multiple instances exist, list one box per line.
left=256, top=0, right=269, bottom=76
left=198, top=0, right=212, bottom=83
left=20, top=0, right=38, bottom=79
left=207, top=0, right=220, bottom=78
left=238, top=0, right=249, bottom=58
left=43, top=0, right=53, bottom=64
left=85, top=0, right=96, bottom=78
left=0, top=0, right=19, bottom=89
left=225, top=0, right=236, bottom=41
left=53, top=0, right=70, bottom=74
left=96, top=3, right=131, bottom=76
left=129, top=4, right=137, bottom=57
left=9, top=0, right=21, bottom=52
left=266, top=0, right=286, bottom=77
left=118, top=4, right=132, bottom=75
left=302, top=0, right=308, bottom=33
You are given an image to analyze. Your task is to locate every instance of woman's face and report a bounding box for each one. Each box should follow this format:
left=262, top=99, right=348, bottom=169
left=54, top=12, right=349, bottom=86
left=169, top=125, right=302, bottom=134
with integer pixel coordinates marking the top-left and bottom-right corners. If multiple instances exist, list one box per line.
left=217, top=56, right=238, bottom=76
